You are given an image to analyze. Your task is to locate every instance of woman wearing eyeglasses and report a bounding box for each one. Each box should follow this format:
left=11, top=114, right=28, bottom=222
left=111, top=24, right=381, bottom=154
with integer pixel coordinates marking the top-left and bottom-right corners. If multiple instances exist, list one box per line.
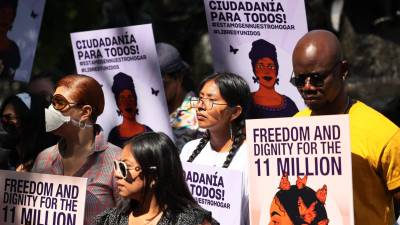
left=32, top=74, right=121, bottom=225
left=246, top=39, right=298, bottom=119
left=180, top=72, right=250, bottom=225
left=0, top=92, right=57, bottom=171
left=95, top=132, right=219, bottom=225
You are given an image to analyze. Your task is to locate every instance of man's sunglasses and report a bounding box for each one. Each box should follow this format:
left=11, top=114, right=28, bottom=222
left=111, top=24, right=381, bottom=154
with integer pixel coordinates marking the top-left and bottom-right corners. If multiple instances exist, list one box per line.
left=51, top=94, right=79, bottom=111
left=290, top=62, right=341, bottom=88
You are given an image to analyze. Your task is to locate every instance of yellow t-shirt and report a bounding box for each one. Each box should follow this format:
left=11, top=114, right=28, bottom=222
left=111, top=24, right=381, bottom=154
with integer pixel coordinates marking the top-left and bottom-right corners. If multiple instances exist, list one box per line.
left=295, top=101, right=400, bottom=225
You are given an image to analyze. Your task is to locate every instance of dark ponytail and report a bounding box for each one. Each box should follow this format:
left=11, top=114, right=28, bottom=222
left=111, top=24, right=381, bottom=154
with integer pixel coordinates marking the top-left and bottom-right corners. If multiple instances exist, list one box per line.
left=187, top=72, right=250, bottom=168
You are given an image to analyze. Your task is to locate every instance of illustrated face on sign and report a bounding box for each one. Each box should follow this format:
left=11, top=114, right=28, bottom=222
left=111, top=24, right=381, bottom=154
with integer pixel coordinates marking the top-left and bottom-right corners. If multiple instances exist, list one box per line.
left=255, top=57, right=277, bottom=89
left=118, top=89, right=137, bottom=120
left=269, top=196, right=294, bottom=225
left=268, top=175, right=329, bottom=225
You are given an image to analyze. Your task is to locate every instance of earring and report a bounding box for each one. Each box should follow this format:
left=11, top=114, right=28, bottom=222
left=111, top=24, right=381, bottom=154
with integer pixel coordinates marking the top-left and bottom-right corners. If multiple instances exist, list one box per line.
left=229, top=124, right=233, bottom=140
left=79, top=120, right=86, bottom=129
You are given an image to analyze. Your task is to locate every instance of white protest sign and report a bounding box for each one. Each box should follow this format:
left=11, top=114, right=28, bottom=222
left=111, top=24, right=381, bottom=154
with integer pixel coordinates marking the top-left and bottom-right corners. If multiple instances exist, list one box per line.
left=246, top=115, right=354, bottom=225
left=204, top=0, right=308, bottom=118
left=70, top=24, right=172, bottom=142
left=182, top=162, right=243, bottom=225
left=0, top=170, right=87, bottom=225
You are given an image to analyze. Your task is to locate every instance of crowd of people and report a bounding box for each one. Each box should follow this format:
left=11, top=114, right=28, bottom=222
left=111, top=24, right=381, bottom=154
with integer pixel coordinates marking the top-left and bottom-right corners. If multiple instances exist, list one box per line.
left=0, top=30, right=399, bottom=225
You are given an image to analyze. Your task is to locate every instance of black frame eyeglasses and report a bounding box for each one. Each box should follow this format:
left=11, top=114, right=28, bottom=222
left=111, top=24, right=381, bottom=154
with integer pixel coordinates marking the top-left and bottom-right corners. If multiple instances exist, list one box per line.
left=190, top=97, right=228, bottom=110
left=290, top=61, right=341, bottom=88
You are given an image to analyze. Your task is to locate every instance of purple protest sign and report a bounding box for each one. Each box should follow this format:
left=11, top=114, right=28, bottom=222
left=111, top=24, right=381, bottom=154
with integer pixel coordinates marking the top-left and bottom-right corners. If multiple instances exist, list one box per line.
left=70, top=24, right=172, bottom=141
left=0, top=170, right=87, bottom=225
left=246, top=115, right=354, bottom=225
left=182, top=162, right=244, bottom=225
left=204, top=0, right=308, bottom=119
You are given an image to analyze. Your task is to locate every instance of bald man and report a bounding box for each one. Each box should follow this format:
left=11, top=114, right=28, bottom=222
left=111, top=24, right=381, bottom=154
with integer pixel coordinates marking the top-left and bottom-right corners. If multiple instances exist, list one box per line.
left=292, top=30, right=400, bottom=225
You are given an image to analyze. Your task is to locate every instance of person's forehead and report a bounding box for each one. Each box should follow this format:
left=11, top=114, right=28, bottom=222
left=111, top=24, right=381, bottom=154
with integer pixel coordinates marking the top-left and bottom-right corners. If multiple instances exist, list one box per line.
left=2, top=104, right=16, bottom=115
left=121, top=145, right=138, bottom=164
left=120, top=89, right=133, bottom=95
left=200, top=80, right=221, bottom=98
left=293, top=45, right=335, bottom=72
left=257, top=57, right=274, bottom=64
left=54, top=86, right=75, bottom=101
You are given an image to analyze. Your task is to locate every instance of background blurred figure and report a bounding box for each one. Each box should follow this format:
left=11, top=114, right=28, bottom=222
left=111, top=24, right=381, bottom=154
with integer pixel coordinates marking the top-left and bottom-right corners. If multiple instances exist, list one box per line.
left=247, top=39, right=298, bottom=119
left=0, top=0, right=20, bottom=79
left=156, top=42, right=201, bottom=150
left=32, top=74, right=121, bottom=225
left=108, top=72, right=152, bottom=148
left=28, top=72, right=56, bottom=105
left=95, top=132, right=219, bottom=225
left=0, top=92, right=57, bottom=171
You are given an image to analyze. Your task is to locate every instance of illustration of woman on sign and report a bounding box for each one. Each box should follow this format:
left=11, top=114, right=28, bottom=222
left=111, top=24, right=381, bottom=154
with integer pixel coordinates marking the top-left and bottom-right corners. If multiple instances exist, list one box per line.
left=268, top=174, right=329, bottom=225
left=246, top=39, right=298, bottom=119
left=0, top=0, right=21, bottom=78
left=108, top=72, right=152, bottom=148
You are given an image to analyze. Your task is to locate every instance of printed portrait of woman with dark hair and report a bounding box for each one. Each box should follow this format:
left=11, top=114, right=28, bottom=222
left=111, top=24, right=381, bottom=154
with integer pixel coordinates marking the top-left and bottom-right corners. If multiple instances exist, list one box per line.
left=268, top=174, right=329, bottom=225
left=247, top=39, right=298, bottom=119
left=108, top=72, right=152, bottom=148
left=0, top=0, right=21, bottom=78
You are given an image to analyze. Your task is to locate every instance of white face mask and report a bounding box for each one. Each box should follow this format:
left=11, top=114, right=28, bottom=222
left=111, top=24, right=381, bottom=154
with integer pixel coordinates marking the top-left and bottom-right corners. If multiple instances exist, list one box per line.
left=45, top=105, right=94, bottom=132
left=45, top=104, right=71, bottom=132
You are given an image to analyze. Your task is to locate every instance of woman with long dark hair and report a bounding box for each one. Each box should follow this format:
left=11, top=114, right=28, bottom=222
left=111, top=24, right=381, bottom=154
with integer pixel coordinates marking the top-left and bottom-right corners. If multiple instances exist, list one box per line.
left=180, top=72, right=250, bottom=225
left=95, top=132, right=219, bottom=225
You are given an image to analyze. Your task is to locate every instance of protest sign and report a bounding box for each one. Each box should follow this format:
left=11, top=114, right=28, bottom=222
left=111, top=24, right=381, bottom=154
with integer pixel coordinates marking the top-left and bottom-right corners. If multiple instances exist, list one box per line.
left=70, top=24, right=172, bottom=140
left=246, top=115, right=354, bottom=225
left=182, top=162, right=243, bottom=225
left=0, top=0, right=45, bottom=81
left=0, top=170, right=87, bottom=225
left=203, top=0, right=308, bottom=118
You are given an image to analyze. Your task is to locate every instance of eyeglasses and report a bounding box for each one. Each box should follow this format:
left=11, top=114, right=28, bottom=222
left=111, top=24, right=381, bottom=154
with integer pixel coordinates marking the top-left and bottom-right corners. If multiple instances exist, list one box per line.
left=256, top=63, right=276, bottom=71
left=290, top=62, right=341, bottom=88
left=190, top=97, right=228, bottom=110
left=113, top=160, right=141, bottom=179
left=51, top=94, right=79, bottom=111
